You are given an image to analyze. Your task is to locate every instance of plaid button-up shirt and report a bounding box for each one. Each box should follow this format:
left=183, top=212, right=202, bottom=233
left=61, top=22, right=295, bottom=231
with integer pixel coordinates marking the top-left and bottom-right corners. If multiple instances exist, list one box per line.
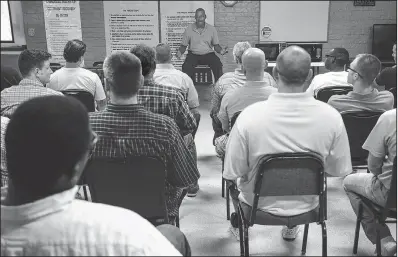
left=89, top=104, right=200, bottom=217
left=137, top=79, right=196, bottom=136
left=1, top=79, right=63, bottom=118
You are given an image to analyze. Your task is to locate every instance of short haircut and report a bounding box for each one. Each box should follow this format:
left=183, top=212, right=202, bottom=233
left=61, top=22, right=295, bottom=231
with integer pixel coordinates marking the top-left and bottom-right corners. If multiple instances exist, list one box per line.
left=63, top=39, right=87, bottom=63
left=233, top=42, right=251, bottom=64
left=130, top=44, right=156, bottom=77
left=354, top=54, right=381, bottom=84
left=5, top=95, right=90, bottom=193
left=195, top=8, right=206, bottom=16
left=18, top=49, right=52, bottom=77
left=103, top=50, right=142, bottom=96
left=275, top=46, right=311, bottom=85
left=332, top=48, right=350, bottom=67
left=155, top=43, right=172, bottom=63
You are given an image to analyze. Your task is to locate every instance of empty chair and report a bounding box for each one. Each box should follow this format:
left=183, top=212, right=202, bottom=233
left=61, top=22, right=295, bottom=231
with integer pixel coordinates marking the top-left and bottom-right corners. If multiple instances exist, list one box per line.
left=62, top=89, right=95, bottom=112
left=315, top=85, right=353, bottom=103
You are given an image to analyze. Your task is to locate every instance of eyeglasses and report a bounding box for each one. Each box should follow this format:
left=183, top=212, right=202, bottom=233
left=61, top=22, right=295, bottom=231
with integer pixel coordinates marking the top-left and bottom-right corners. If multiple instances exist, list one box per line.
left=347, top=67, right=363, bottom=78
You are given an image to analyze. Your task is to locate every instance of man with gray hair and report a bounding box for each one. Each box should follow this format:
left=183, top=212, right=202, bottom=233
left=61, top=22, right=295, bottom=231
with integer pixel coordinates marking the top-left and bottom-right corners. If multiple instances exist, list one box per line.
left=224, top=46, right=352, bottom=241
left=328, top=54, right=394, bottom=112
left=210, top=41, right=276, bottom=144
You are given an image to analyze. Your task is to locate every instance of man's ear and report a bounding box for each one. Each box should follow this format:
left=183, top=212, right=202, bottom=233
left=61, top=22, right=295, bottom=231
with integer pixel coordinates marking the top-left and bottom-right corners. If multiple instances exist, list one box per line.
left=204, top=14, right=207, bottom=19
left=272, top=66, right=279, bottom=81
left=306, top=69, right=313, bottom=82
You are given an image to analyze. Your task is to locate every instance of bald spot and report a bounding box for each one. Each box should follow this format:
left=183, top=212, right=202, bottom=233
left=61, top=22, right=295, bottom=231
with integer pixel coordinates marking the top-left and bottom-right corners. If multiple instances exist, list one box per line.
left=242, top=48, right=266, bottom=74
left=155, top=44, right=172, bottom=63
left=276, top=46, right=311, bottom=84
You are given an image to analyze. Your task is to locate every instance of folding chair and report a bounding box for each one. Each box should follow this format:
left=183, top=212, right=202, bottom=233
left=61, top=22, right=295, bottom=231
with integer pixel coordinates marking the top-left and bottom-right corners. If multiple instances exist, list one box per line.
left=353, top=157, right=397, bottom=256
left=230, top=152, right=327, bottom=256
left=62, top=89, right=96, bottom=112
left=315, top=86, right=353, bottom=103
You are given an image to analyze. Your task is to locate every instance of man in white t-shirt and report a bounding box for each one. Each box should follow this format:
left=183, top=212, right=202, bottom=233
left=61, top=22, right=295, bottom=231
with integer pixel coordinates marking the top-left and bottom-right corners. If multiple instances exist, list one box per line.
left=306, top=47, right=351, bottom=96
left=223, top=46, right=352, bottom=241
left=48, top=40, right=107, bottom=111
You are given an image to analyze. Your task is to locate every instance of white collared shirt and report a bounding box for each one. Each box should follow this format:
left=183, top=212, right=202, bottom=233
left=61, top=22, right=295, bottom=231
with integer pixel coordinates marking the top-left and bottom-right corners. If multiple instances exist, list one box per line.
left=307, top=71, right=351, bottom=96
left=1, top=186, right=181, bottom=256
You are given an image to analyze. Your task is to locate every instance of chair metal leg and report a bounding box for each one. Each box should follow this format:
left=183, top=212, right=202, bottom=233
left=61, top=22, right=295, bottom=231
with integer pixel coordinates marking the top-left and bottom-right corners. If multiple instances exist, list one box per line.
left=82, top=185, right=89, bottom=201
left=226, top=186, right=230, bottom=220
left=301, top=224, right=309, bottom=255
left=376, top=219, right=381, bottom=257
left=321, top=221, right=327, bottom=257
left=222, top=178, right=225, bottom=198
left=353, top=203, right=363, bottom=254
left=244, top=224, right=249, bottom=256
left=238, top=210, right=244, bottom=256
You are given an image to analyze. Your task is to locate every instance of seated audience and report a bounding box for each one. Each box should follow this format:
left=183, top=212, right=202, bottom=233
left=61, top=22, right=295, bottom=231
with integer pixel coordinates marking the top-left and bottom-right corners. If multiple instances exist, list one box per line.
left=154, top=43, right=201, bottom=138
left=210, top=41, right=276, bottom=144
left=1, top=95, right=190, bottom=256
left=375, top=43, right=397, bottom=91
left=90, top=51, right=200, bottom=225
left=215, top=48, right=277, bottom=157
left=48, top=39, right=107, bottom=111
left=130, top=44, right=200, bottom=197
left=306, top=47, right=351, bottom=96
left=1, top=49, right=63, bottom=117
left=1, top=116, right=9, bottom=187
left=343, top=108, right=396, bottom=256
left=1, top=65, right=22, bottom=92
left=223, top=46, right=352, bottom=241
left=328, top=54, right=394, bottom=112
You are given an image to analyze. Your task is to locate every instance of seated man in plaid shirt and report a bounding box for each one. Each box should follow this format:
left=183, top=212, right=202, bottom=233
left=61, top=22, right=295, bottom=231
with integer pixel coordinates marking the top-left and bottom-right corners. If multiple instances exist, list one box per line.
left=90, top=51, right=200, bottom=225
left=130, top=44, right=200, bottom=197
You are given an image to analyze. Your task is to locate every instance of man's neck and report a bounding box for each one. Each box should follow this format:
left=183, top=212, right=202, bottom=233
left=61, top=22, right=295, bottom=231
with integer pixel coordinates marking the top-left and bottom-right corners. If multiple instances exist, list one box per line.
left=24, top=75, right=43, bottom=85
left=195, top=22, right=205, bottom=29
left=277, top=83, right=306, bottom=93
left=109, top=95, right=138, bottom=105
left=65, top=62, right=80, bottom=68
left=352, top=83, right=373, bottom=95
left=329, top=66, right=345, bottom=72
left=246, top=72, right=264, bottom=82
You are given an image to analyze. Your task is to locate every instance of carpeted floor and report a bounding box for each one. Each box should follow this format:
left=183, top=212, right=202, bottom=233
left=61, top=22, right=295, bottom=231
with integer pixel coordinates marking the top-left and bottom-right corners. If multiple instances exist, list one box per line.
left=178, top=84, right=396, bottom=256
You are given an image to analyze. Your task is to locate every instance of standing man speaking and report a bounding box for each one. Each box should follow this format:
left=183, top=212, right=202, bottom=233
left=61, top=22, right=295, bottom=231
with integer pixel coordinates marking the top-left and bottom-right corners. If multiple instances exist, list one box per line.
left=175, top=8, right=228, bottom=83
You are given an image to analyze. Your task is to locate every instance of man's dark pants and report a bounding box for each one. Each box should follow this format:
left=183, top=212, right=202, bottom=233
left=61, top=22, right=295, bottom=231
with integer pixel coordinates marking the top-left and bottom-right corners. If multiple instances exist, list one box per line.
left=182, top=51, right=223, bottom=83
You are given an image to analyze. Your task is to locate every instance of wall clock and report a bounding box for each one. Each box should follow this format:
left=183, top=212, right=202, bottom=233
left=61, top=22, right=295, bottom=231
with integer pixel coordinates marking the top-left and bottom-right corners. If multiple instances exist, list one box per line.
left=220, top=1, right=238, bottom=7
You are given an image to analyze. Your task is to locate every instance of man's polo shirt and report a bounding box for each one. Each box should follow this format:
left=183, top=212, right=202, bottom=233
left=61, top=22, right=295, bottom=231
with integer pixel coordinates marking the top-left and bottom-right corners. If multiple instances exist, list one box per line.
left=181, top=23, right=219, bottom=55
left=327, top=88, right=394, bottom=113
left=223, top=92, right=352, bottom=216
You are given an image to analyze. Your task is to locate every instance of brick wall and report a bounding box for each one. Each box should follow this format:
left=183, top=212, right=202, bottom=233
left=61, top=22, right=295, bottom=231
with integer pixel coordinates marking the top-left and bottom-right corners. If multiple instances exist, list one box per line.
left=21, top=1, right=396, bottom=71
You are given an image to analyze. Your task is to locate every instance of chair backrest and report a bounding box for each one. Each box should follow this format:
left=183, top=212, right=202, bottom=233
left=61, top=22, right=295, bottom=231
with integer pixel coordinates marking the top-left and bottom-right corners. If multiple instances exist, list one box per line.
left=50, top=63, right=62, bottom=72
left=230, top=111, right=241, bottom=128
left=389, top=87, right=397, bottom=108
left=315, top=86, right=353, bottom=103
left=83, top=156, right=168, bottom=225
left=341, top=111, right=384, bottom=165
left=250, top=152, right=325, bottom=225
left=61, top=89, right=95, bottom=112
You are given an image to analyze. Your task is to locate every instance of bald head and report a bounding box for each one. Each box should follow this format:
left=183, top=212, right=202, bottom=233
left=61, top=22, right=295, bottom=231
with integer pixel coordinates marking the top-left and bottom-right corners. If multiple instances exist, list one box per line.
left=242, top=48, right=266, bottom=79
left=274, top=46, right=311, bottom=86
left=155, top=43, right=172, bottom=64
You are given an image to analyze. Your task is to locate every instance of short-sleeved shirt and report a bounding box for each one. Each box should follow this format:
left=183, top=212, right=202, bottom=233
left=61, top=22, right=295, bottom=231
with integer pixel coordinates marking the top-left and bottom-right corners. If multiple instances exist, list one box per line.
left=327, top=88, right=394, bottom=113
left=362, top=109, right=397, bottom=190
left=218, top=80, right=277, bottom=131
left=48, top=67, right=106, bottom=101
left=153, top=64, right=199, bottom=108
left=375, top=66, right=397, bottom=91
left=181, top=23, right=219, bottom=55
left=1, top=116, right=9, bottom=186
left=306, top=71, right=351, bottom=96
left=223, top=92, right=352, bottom=216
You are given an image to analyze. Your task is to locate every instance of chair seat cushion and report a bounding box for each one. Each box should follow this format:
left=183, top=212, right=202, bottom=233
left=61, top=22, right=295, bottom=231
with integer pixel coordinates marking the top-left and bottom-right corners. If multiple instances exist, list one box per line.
left=240, top=201, right=321, bottom=227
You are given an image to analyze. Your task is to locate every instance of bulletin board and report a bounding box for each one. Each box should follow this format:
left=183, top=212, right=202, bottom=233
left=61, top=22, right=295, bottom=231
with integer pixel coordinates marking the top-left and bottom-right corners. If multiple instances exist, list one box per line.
left=259, top=1, right=330, bottom=42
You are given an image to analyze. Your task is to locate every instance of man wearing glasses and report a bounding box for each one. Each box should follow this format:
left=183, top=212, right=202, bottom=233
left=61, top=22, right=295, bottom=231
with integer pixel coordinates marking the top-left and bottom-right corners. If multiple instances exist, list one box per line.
left=328, top=54, right=394, bottom=113
left=306, top=48, right=351, bottom=96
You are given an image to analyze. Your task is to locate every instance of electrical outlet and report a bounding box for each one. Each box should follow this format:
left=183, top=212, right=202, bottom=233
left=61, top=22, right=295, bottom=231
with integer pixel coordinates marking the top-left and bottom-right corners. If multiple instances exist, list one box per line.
left=28, top=28, right=35, bottom=37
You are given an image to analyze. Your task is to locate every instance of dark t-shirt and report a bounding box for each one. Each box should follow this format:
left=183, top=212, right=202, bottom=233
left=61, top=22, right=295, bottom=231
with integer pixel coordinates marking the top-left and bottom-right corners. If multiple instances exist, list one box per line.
left=376, top=66, right=397, bottom=91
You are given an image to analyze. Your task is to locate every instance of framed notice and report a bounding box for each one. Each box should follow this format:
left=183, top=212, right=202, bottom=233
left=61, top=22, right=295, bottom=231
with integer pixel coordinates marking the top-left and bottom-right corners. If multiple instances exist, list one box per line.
left=103, top=1, right=159, bottom=55
left=160, top=1, right=214, bottom=70
left=43, top=1, right=82, bottom=65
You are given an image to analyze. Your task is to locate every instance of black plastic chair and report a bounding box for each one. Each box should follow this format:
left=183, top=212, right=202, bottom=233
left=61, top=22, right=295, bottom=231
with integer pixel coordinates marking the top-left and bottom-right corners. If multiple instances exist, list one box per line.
left=353, top=157, right=397, bottom=256
left=315, top=86, right=353, bottom=103
left=341, top=111, right=384, bottom=169
left=82, top=156, right=170, bottom=226
left=389, top=87, right=397, bottom=108
left=231, top=152, right=327, bottom=256
left=61, top=89, right=95, bottom=112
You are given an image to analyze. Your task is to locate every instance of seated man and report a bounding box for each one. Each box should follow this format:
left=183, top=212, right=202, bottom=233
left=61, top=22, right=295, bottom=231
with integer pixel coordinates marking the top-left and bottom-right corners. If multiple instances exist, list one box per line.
left=154, top=43, right=201, bottom=138
left=90, top=51, right=200, bottom=225
left=223, top=46, right=352, bottom=241
left=130, top=44, right=200, bottom=197
left=375, top=43, right=397, bottom=91
left=210, top=41, right=276, bottom=144
left=343, top=109, right=396, bottom=256
left=1, top=49, right=63, bottom=117
left=48, top=39, right=107, bottom=111
left=306, top=47, right=351, bottom=96
left=1, top=95, right=190, bottom=256
left=1, top=116, right=9, bottom=187
left=215, top=48, right=277, bottom=157
left=328, top=54, right=394, bottom=112
left=1, top=65, right=22, bottom=92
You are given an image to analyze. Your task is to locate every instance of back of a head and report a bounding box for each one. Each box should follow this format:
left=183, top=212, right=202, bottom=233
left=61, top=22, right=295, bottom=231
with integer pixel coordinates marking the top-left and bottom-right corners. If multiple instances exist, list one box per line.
left=130, top=44, right=156, bottom=77
left=242, top=48, right=266, bottom=76
left=63, top=39, right=87, bottom=63
left=155, top=43, right=172, bottom=64
left=275, top=46, right=311, bottom=86
left=355, top=53, right=381, bottom=84
left=233, top=41, right=251, bottom=64
left=103, top=51, right=143, bottom=97
left=18, top=49, right=52, bottom=77
left=331, top=48, right=349, bottom=67
left=5, top=95, right=90, bottom=194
